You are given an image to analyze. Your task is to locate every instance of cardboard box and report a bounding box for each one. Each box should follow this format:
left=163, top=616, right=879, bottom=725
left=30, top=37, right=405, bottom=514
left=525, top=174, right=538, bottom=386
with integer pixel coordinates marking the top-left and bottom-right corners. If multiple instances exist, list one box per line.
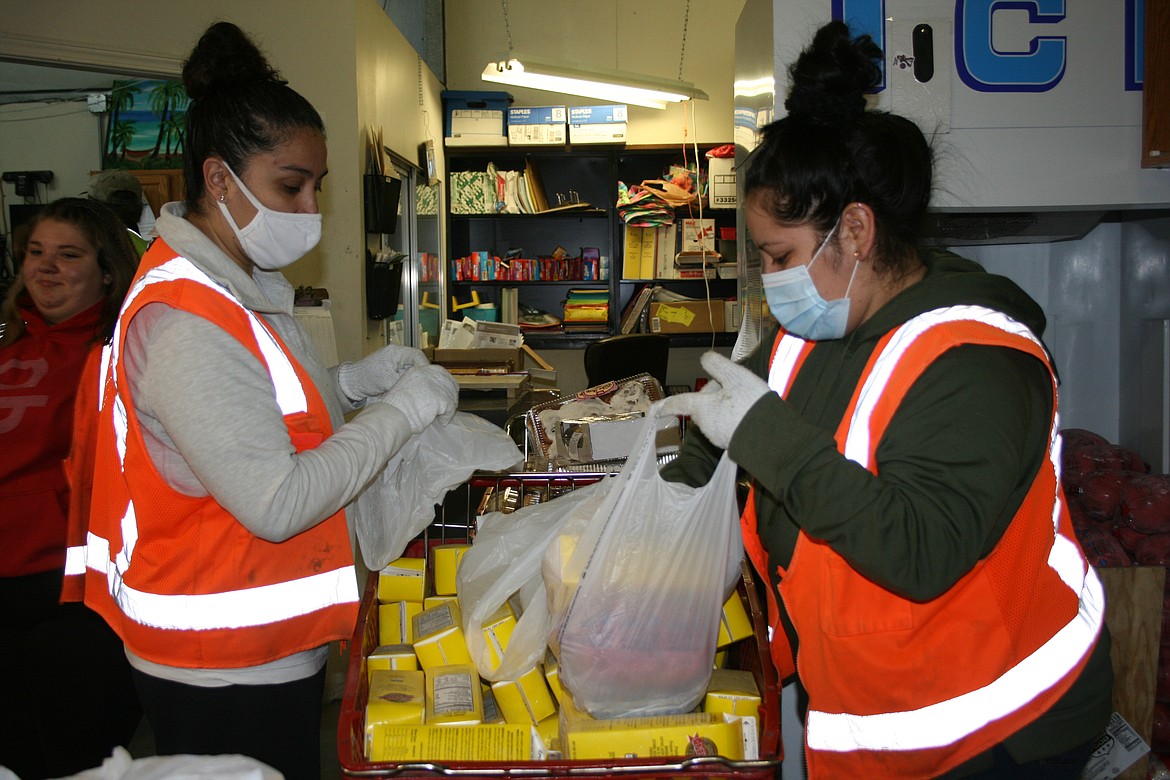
left=424, top=595, right=459, bottom=610
left=432, top=347, right=524, bottom=373
left=367, top=723, right=543, bottom=762
left=649, top=300, right=726, bottom=334
left=568, top=104, right=628, bottom=144
left=561, top=708, right=750, bottom=760
left=717, top=592, right=754, bottom=648
left=425, top=664, right=484, bottom=725
left=508, top=106, right=567, bottom=145
left=708, top=156, right=736, bottom=209
left=412, top=602, right=473, bottom=670
left=480, top=603, right=518, bottom=670
left=481, top=685, right=506, bottom=724
left=378, top=557, right=427, bottom=603
left=442, top=90, right=511, bottom=147
left=491, top=666, right=557, bottom=725
left=433, top=544, right=471, bottom=596
left=704, top=669, right=762, bottom=723
left=378, top=601, right=423, bottom=646
left=366, top=669, right=425, bottom=741
left=367, top=644, right=418, bottom=679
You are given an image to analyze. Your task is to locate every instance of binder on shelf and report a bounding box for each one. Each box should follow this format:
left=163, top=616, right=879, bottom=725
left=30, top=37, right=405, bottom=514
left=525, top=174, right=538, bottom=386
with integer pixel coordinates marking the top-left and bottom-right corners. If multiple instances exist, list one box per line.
left=638, top=228, right=657, bottom=280
left=623, top=225, right=645, bottom=279
left=619, top=284, right=655, bottom=334
left=654, top=224, right=678, bottom=280
left=524, top=158, right=550, bottom=213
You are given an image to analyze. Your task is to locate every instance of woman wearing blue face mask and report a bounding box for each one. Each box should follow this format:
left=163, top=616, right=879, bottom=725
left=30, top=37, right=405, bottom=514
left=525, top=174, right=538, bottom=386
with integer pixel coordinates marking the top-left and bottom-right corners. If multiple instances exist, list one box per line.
left=661, top=21, right=1112, bottom=779
left=65, top=22, right=458, bottom=780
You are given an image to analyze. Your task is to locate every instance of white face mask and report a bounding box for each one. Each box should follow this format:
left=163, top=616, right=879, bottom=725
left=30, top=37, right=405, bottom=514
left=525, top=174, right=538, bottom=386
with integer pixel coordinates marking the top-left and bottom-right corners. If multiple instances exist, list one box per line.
left=216, top=163, right=322, bottom=270
left=761, top=217, right=859, bottom=341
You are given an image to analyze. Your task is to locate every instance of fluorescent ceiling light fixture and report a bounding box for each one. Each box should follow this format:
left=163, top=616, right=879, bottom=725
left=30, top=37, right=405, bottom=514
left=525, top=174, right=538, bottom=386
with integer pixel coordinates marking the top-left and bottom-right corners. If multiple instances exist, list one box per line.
left=482, top=54, right=708, bottom=110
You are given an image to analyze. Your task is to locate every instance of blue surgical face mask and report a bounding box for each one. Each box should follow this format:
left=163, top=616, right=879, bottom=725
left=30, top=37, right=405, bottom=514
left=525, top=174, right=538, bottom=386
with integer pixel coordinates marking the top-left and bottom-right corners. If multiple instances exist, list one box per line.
left=761, top=218, right=859, bottom=341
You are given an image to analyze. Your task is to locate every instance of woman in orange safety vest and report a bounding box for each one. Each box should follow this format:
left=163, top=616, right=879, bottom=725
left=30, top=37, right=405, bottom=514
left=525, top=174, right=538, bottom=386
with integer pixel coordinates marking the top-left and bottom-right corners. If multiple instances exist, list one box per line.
left=661, top=21, right=1112, bottom=779
left=65, top=22, right=459, bottom=780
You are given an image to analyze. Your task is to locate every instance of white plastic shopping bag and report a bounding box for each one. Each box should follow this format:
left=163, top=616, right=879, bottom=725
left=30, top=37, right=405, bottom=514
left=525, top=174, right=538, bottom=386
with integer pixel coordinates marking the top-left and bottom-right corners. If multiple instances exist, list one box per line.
left=457, top=478, right=611, bottom=682
left=546, top=404, right=743, bottom=718
left=355, top=411, right=523, bottom=570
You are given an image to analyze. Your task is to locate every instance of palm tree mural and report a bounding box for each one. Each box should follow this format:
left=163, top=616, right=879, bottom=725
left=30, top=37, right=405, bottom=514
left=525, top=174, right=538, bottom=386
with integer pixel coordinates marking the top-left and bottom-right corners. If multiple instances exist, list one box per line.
left=148, top=81, right=188, bottom=162
left=104, top=80, right=141, bottom=166
left=109, top=120, right=137, bottom=161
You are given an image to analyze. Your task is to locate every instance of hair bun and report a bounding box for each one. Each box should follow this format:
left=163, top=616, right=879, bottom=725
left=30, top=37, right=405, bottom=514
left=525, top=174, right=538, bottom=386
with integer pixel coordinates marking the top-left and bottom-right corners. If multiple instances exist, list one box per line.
left=182, top=21, right=283, bottom=102
left=784, top=20, right=883, bottom=128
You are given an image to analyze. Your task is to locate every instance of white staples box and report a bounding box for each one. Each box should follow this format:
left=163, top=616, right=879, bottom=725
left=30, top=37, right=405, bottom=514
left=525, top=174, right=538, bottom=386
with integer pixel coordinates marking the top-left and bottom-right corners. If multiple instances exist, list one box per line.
left=709, top=156, right=736, bottom=209
left=508, top=106, right=567, bottom=145
left=568, top=104, right=628, bottom=144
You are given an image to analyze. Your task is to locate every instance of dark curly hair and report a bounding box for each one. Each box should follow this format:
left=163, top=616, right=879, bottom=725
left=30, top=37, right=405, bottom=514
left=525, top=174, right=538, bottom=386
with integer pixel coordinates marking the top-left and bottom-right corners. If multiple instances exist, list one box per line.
left=742, top=20, right=933, bottom=276
left=180, top=21, right=325, bottom=212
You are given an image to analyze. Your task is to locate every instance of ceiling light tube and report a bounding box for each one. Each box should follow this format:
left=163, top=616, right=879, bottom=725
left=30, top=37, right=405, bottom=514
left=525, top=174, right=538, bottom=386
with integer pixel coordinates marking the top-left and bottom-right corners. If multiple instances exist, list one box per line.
left=481, top=54, right=708, bottom=110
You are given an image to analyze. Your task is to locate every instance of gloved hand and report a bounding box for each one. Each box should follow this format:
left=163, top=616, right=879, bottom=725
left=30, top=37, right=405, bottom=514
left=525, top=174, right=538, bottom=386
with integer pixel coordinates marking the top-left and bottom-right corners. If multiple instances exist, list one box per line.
left=338, top=344, right=430, bottom=402
left=659, top=351, right=771, bottom=449
left=374, top=364, right=459, bottom=435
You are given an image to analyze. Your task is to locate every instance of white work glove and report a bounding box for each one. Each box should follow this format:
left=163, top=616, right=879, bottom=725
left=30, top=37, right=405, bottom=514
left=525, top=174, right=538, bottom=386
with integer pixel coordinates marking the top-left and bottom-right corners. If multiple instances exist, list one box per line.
left=659, top=351, right=772, bottom=450
left=338, top=344, right=430, bottom=402
left=374, top=364, right=459, bottom=435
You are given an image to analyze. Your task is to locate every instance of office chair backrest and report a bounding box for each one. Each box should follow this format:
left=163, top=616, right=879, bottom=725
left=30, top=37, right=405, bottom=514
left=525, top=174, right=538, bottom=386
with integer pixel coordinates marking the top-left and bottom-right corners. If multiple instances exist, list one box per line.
left=583, top=333, right=670, bottom=390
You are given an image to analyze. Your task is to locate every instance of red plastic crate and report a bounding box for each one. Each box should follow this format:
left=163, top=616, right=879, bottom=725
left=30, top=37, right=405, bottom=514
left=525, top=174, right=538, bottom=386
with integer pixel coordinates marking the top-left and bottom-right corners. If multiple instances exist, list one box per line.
left=338, top=551, right=781, bottom=778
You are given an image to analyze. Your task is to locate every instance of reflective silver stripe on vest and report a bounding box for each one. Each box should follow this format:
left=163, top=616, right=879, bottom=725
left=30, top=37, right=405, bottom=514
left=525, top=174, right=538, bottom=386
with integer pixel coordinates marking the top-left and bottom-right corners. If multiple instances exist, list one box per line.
left=82, top=255, right=355, bottom=629
left=771, top=306, right=1105, bottom=753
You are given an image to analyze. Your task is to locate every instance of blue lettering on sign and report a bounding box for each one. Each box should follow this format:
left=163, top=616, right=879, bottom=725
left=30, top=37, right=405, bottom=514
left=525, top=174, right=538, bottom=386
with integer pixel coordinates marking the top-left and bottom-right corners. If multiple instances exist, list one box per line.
left=956, top=0, right=1067, bottom=92
left=831, top=0, right=888, bottom=91
left=1125, top=0, right=1144, bottom=91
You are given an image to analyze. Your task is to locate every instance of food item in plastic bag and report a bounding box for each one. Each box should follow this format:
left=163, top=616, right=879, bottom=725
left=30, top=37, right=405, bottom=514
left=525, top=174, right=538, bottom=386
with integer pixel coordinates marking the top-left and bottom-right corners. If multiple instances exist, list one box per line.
left=458, top=479, right=611, bottom=682
left=1073, top=525, right=1132, bottom=568
left=547, top=408, right=743, bottom=719
left=1122, top=474, right=1170, bottom=534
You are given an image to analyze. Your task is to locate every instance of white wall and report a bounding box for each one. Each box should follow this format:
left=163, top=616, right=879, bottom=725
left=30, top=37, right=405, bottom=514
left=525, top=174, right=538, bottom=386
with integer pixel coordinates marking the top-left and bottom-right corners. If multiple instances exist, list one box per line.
left=0, top=101, right=104, bottom=203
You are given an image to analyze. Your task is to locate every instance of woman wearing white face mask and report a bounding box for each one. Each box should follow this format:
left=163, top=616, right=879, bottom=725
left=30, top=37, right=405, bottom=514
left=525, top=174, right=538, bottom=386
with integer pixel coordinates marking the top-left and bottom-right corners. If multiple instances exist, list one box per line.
left=65, top=22, right=458, bottom=780
left=661, top=21, right=1111, bottom=779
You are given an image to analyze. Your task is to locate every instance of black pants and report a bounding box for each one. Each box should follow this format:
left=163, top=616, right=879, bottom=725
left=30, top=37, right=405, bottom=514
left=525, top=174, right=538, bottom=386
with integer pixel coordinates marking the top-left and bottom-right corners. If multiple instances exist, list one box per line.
left=132, top=665, right=326, bottom=780
left=0, top=570, right=141, bottom=780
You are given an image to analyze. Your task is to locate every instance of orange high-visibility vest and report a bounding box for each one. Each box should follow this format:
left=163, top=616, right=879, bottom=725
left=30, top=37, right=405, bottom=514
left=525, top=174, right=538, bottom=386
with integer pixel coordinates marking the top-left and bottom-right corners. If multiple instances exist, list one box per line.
left=65, top=242, right=359, bottom=668
left=740, top=305, right=1104, bottom=779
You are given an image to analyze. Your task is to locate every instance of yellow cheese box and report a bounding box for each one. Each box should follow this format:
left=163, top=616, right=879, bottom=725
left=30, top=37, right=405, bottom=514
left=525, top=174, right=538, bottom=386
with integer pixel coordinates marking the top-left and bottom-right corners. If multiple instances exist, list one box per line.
left=432, top=544, right=471, bottom=596
left=559, top=696, right=752, bottom=760
left=717, top=592, right=753, bottom=648
left=562, top=710, right=749, bottom=760
left=536, top=712, right=560, bottom=754
left=481, top=684, right=505, bottom=724
left=412, top=601, right=473, bottom=670
left=378, top=601, right=422, bottom=646
left=481, top=603, right=517, bottom=670
left=542, top=650, right=565, bottom=706
left=491, top=666, right=557, bottom=725
left=544, top=532, right=581, bottom=619
left=704, top=669, right=762, bottom=729
left=365, top=669, right=425, bottom=753
left=424, top=595, right=459, bottom=610
left=366, top=644, right=418, bottom=680
left=378, top=557, right=427, bottom=603
left=425, top=663, right=484, bottom=726
left=367, top=723, right=544, bottom=762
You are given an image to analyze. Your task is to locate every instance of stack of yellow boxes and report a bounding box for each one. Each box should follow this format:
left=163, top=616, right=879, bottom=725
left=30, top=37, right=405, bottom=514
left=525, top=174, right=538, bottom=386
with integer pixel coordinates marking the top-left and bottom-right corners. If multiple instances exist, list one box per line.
left=363, top=545, right=762, bottom=763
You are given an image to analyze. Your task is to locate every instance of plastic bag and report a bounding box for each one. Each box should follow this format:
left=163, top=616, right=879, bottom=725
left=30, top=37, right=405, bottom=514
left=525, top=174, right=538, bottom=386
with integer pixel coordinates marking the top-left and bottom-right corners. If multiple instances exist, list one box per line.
left=457, top=478, right=611, bottom=682
left=355, top=411, right=523, bottom=570
left=546, top=406, right=743, bottom=718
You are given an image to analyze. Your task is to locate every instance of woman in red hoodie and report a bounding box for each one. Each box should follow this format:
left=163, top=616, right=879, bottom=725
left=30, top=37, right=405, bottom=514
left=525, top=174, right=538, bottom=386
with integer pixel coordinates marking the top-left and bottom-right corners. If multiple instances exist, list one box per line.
left=0, top=197, right=140, bottom=778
